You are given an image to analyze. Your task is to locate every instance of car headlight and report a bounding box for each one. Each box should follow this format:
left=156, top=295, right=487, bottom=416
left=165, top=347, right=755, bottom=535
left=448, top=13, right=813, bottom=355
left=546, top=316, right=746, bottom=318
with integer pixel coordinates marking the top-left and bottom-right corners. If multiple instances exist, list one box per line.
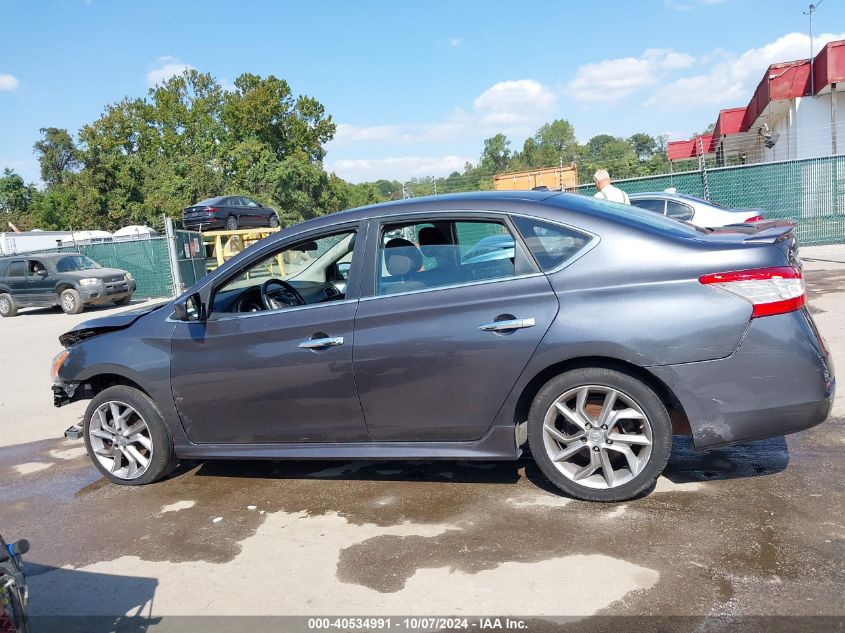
left=51, top=349, right=69, bottom=381
left=79, top=278, right=102, bottom=287
left=124, top=272, right=134, bottom=281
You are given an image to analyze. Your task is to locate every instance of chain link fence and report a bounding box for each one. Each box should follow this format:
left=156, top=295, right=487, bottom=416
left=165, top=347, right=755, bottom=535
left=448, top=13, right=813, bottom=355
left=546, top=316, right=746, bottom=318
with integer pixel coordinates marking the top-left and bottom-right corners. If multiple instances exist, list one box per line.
left=572, top=154, right=845, bottom=245
left=34, top=239, right=174, bottom=299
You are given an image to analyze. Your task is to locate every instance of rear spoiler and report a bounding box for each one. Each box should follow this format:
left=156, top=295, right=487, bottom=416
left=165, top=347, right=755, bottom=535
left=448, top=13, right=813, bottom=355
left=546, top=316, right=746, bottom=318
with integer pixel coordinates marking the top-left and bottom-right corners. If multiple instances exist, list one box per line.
left=713, top=219, right=796, bottom=243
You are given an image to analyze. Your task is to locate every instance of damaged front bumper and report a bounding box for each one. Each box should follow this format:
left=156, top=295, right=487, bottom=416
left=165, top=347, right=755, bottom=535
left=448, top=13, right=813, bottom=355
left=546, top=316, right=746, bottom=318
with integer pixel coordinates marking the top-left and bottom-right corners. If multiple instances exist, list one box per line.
left=52, top=381, right=92, bottom=408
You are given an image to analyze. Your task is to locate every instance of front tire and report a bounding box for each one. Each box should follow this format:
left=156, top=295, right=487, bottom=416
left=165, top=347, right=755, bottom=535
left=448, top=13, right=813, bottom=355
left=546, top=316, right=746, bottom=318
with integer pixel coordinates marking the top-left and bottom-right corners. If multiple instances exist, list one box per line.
left=269, top=214, right=280, bottom=228
left=0, top=293, right=18, bottom=317
left=83, top=385, right=178, bottom=485
left=226, top=215, right=238, bottom=231
left=527, top=367, right=672, bottom=502
left=59, top=289, right=84, bottom=315
left=113, top=295, right=133, bottom=307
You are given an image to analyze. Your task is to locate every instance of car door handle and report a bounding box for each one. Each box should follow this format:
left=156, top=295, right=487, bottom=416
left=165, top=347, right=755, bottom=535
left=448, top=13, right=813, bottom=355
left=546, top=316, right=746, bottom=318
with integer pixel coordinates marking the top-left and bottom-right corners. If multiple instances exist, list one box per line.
left=478, top=318, right=536, bottom=332
left=298, top=336, right=344, bottom=349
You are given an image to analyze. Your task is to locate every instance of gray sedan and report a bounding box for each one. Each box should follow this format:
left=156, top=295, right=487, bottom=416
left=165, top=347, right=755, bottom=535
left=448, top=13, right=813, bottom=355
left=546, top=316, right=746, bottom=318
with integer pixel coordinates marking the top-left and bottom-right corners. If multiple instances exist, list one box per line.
left=629, top=191, right=765, bottom=227
left=50, top=192, right=834, bottom=502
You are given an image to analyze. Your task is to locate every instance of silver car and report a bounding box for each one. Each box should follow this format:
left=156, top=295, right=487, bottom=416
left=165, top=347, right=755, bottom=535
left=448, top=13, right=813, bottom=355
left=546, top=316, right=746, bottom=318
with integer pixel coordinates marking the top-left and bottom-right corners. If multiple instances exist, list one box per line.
left=629, top=191, right=765, bottom=228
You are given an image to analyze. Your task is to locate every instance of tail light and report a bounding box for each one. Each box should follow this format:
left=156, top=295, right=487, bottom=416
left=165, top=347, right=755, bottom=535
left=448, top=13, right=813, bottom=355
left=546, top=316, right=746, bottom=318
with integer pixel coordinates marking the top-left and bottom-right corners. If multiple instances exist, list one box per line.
left=204, top=206, right=218, bottom=214
left=699, top=266, right=804, bottom=318
left=744, top=214, right=764, bottom=223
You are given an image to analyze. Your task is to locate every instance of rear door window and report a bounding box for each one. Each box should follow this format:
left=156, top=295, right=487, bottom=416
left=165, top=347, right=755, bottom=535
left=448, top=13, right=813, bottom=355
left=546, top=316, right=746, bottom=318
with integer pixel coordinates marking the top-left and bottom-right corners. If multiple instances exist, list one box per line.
left=377, top=219, right=521, bottom=296
left=8, top=261, right=26, bottom=278
left=512, top=216, right=591, bottom=271
left=630, top=198, right=666, bottom=215
left=666, top=200, right=694, bottom=221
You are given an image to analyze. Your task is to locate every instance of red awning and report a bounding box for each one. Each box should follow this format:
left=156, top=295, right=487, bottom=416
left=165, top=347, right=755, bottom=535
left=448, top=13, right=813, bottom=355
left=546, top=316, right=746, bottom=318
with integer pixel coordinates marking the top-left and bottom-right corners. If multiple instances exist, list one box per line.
left=713, top=107, right=746, bottom=137
left=667, top=134, right=714, bottom=161
left=813, top=40, right=845, bottom=93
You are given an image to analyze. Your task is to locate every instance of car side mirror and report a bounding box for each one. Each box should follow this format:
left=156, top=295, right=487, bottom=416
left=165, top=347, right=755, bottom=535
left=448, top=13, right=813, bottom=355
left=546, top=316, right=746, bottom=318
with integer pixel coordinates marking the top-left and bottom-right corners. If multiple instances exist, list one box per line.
left=336, top=262, right=351, bottom=280
left=174, top=293, right=204, bottom=322
left=36, top=269, right=48, bottom=277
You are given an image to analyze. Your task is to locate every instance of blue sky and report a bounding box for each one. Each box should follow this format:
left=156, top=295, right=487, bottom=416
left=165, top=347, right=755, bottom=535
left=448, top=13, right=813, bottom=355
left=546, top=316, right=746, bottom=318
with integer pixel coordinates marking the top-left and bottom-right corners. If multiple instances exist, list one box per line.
left=2, top=0, right=844, bottom=184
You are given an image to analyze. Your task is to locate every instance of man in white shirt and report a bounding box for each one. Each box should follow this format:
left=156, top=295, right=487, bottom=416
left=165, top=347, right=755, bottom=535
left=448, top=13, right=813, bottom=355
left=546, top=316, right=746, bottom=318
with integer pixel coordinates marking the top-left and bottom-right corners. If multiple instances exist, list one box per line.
left=593, top=169, right=630, bottom=205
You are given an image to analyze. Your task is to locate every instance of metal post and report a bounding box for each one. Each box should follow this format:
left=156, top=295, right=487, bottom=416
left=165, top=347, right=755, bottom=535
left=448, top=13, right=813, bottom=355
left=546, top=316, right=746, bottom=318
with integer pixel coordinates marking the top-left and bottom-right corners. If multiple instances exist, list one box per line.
left=164, top=215, right=184, bottom=297
left=698, top=136, right=710, bottom=201
left=832, top=83, right=838, bottom=155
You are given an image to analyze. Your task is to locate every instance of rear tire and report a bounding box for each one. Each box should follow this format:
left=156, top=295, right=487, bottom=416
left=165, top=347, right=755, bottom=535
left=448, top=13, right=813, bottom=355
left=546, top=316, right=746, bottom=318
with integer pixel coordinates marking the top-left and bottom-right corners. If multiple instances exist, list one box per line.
left=59, top=288, right=84, bottom=314
left=83, top=385, right=178, bottom=486
left=0, top=293, right=18, bottom=318
left=226, top=215, right=238, bottom=231
left=527, top=367, right=672, bottom=502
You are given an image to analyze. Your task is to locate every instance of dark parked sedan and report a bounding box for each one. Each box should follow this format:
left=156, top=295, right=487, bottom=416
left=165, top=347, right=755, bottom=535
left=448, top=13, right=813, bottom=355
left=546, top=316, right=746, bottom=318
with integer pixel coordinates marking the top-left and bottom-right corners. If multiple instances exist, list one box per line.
left=51, top=192, right=834, bottom=501
left=182, top=196, right=280, bottom=231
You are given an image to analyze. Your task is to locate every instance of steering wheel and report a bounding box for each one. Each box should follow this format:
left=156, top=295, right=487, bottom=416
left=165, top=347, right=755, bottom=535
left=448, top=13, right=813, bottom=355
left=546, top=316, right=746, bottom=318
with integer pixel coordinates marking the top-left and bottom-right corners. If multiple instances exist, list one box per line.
left=260, top=278, right=306, bottom=311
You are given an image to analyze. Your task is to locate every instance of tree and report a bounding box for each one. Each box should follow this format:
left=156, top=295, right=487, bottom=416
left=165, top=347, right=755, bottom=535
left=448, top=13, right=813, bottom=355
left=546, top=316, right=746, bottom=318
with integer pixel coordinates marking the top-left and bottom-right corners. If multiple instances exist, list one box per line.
left=0, top=169, right=36, bottom=227
left=628, top=133, right=657, bottom=161
left=33, top=128, right=79, bottom=187
left=479, top=133, right=511, bottom=174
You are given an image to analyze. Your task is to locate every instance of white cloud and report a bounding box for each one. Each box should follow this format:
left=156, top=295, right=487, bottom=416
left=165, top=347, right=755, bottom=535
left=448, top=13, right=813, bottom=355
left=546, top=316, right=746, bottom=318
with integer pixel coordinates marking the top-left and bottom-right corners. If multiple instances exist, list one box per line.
left=646, top=31, right=845, bottom=109
left=567, top=48, right=695, bottom=103
left=334, top=124, right=413, bottom=143
left=146, top=56, right=194, bottom=88
left=663, top=0, right=692, bottom=11
left=329, top=155, right=472, bottom=183
left=330, top=79, right=556, bottom=150
left=450, top=37, right=462, bottom=47
left=473, top=79, right=557, bottom=128
left=0, top=73, right=19, bottom=91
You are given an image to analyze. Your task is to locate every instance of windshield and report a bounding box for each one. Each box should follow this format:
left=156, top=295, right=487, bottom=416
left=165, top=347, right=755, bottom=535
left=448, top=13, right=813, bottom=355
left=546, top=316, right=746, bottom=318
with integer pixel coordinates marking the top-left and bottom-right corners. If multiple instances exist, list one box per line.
left=56, top=255, right=102, bottom=272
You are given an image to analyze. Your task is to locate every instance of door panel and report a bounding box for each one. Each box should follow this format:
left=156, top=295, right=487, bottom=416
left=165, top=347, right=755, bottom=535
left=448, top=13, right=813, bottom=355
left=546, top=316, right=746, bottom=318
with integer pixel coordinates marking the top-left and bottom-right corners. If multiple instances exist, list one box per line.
left=353, top=275, right=559, bottom=441
left=27, top=260, right=54, bottom=306
left=170, top=301, right=368, bottom=444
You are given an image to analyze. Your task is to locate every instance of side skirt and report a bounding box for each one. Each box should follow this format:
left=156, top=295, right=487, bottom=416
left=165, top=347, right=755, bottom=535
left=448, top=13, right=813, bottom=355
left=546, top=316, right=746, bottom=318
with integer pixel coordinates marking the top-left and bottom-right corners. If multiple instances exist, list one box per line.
left=175, top=425, right=521, bottom=461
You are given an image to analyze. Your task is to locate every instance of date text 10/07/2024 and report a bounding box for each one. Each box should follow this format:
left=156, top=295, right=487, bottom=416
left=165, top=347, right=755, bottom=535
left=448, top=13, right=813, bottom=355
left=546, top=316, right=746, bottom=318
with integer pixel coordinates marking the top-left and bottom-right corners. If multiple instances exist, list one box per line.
left=307, top=617, right=528, bottom=630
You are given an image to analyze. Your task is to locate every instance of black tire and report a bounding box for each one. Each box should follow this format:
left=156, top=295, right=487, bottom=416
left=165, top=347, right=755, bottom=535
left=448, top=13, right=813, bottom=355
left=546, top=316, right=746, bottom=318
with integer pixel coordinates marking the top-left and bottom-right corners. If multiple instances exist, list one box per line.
left=527, top=367, right=672, bottom=502
left=59, top=288, right=84, bottom=315
left=82, top=385, right=179, bottom=486
left=226, top=215, right=238, bottom=231
left=268, top=214, right=280, bottom=228
left=0, top=293, right=18, bottom=318
left=113, top=295, right=133, bottom=307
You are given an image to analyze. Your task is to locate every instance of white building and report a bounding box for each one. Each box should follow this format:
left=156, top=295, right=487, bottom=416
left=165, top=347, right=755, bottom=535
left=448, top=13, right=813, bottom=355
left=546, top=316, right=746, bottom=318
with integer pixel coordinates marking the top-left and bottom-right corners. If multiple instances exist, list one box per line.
left=669, top=39, right=844, bottom=166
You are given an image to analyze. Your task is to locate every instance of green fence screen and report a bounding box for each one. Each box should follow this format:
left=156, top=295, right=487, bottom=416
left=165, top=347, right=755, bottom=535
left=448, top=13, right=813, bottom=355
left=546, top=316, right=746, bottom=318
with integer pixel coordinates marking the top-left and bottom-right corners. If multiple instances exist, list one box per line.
left=40, top=239, right=173, bottom=300
left=573, top=155, right=845, bottom=245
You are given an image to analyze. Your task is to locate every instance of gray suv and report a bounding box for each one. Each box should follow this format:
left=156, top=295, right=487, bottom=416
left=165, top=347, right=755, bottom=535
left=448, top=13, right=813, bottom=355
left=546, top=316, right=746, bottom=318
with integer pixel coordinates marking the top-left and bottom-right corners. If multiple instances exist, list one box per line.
left=0, top=253, right=135, bottom=317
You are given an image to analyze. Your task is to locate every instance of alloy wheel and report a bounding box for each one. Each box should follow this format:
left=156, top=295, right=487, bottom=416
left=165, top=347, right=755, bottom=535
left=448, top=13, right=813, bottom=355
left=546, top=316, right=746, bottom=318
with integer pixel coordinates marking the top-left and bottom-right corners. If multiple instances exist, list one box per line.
left=62, top=293, right=75, bottom=312
left=542, top=385, right=653, bottom=490
left=88, top=401, right=154, bottom=480
left=0, top=296, right=9, bottom=314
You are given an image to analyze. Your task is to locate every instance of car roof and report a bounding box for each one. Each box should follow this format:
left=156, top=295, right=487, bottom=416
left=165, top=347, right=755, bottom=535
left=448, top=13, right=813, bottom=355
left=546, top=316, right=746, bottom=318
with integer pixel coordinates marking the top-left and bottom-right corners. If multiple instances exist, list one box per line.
left=629, top=191, right=707, bottom=203
left=0, top=252, right=83, bottom=261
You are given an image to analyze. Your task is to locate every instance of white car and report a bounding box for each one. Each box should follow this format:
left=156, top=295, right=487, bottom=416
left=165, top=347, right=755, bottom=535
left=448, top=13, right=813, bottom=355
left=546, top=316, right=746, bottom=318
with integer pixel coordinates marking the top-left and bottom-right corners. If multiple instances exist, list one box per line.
left=628, top=191, right=765, bottom=228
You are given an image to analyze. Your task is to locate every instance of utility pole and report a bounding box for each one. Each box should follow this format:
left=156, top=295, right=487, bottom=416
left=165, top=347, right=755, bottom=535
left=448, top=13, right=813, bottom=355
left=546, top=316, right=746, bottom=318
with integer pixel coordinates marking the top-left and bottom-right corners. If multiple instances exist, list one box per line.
left=804, top=0, right=824, bottom=95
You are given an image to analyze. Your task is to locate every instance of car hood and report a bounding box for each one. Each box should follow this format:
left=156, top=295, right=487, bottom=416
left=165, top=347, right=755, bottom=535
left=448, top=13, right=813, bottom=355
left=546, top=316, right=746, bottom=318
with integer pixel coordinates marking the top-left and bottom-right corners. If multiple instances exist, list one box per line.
left=62, top=268, right=130, bottom=281
left=59, top=300, right=170, bottom=346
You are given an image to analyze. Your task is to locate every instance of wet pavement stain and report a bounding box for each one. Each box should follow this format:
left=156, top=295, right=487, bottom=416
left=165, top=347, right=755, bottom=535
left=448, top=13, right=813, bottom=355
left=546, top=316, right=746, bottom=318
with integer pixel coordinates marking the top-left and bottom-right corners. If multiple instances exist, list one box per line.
left=2, top=420, right=843, bottom=616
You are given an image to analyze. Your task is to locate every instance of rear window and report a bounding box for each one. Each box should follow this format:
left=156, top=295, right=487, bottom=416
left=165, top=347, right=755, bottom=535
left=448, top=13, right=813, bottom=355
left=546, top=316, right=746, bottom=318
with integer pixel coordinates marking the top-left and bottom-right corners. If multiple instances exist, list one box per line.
left=550, top=196, right=709, bottom=237
left=8, top=261, right=26, bottom=277
left=195, top=197, right=223, bottom=206
left=512, top=217, right=591, bottom=271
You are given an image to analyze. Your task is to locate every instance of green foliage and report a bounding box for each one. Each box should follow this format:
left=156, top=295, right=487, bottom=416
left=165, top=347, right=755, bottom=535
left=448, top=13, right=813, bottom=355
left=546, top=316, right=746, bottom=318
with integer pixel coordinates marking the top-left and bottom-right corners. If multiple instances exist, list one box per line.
left=16, top=69, right=337, bottom=231
left=15, top=72, right=677, bottom=229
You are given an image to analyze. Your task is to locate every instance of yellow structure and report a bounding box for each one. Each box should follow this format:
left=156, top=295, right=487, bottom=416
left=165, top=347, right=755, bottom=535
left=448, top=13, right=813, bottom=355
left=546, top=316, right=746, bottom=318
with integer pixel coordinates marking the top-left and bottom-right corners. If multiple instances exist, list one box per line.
left=493, top=163, right=579, bottom=192
left=201, top=227, right=281, bottom=273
